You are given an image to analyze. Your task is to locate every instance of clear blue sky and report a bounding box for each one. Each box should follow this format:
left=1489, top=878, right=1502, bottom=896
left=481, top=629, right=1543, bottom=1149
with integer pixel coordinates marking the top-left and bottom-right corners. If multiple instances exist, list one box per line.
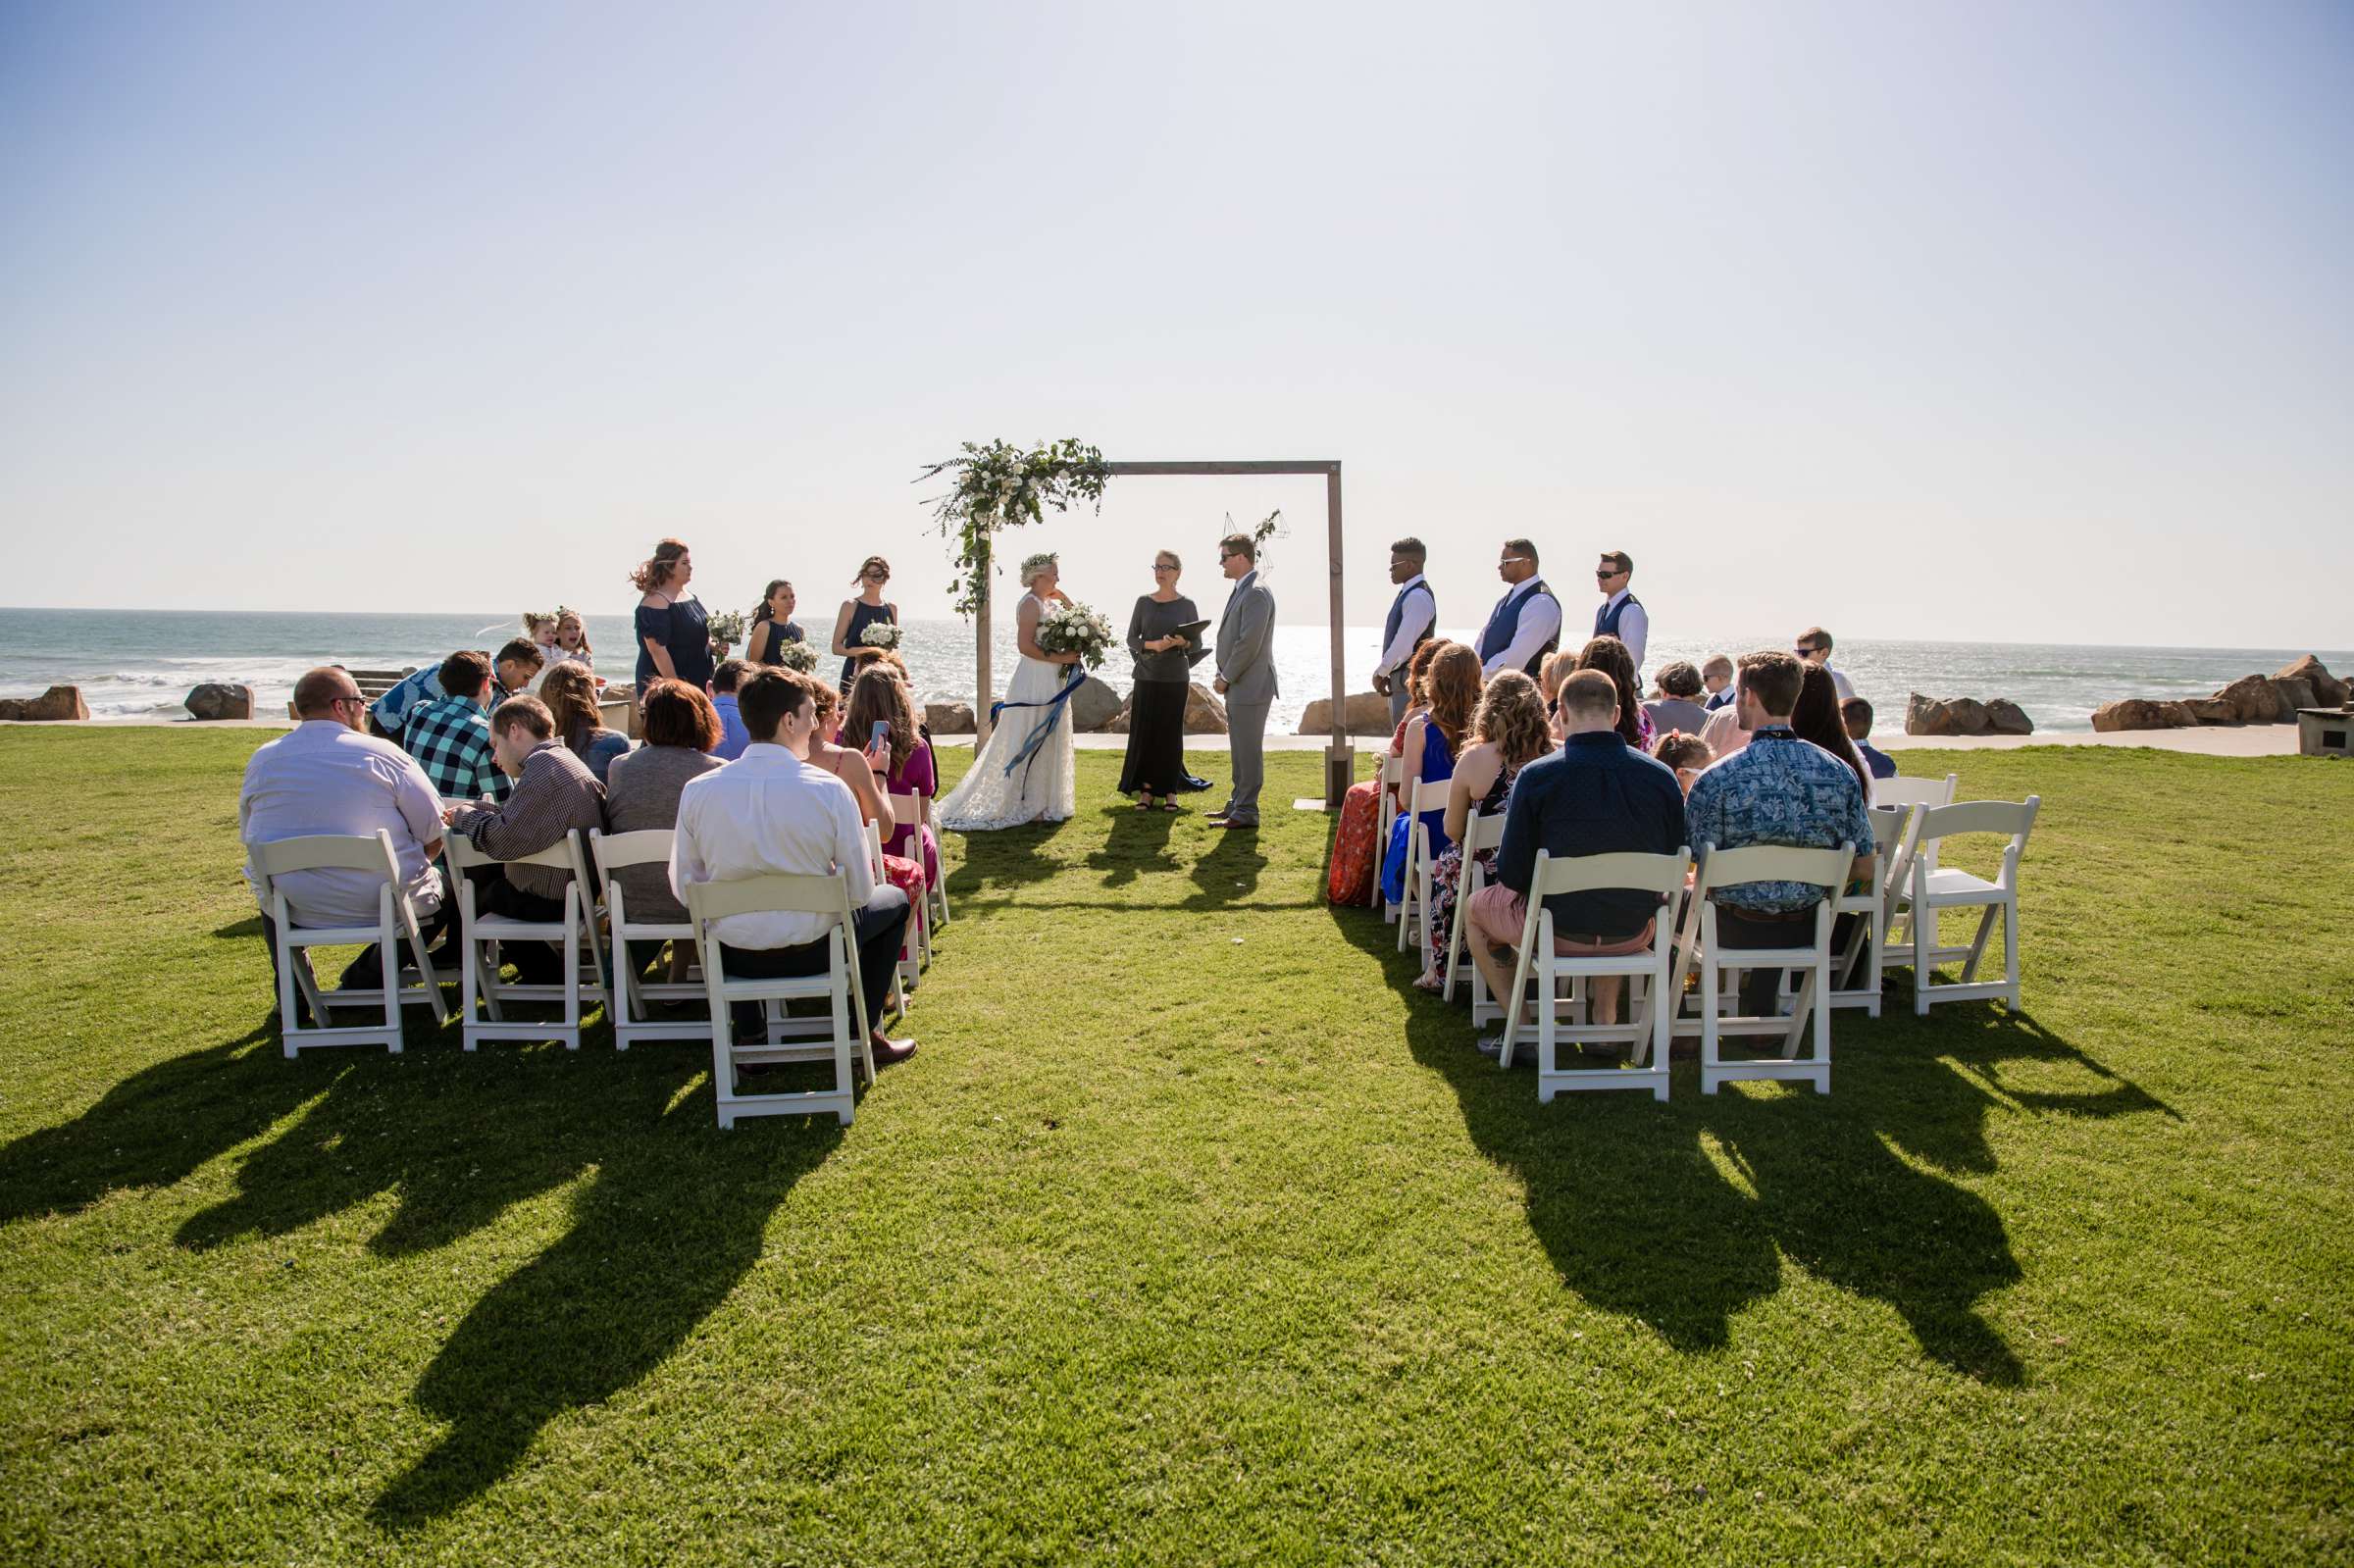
left=2, top=0, right=2347, bottom=645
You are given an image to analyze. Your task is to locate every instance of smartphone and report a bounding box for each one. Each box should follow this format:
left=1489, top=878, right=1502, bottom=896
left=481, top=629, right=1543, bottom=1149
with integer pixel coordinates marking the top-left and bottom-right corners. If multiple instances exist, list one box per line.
left=869, top=720, right=891, bottom=752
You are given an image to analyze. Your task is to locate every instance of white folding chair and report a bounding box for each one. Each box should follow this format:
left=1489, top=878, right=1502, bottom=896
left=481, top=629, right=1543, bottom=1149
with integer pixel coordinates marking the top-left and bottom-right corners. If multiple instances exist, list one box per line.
left=1828, top=802, right=1914, bottom=1016
left=1441, top=811, right=1508, bottom=1017
left=588, top=828, right=710, bottom=1050
left=1904, top=797, right=2040, bottom=1015
left=443, top=830, right=603, bottom=1051
left=1378, top=754, right=1406, bottom=922
left=1672, top=844, right=1855, bottom=1094
left=887, top=789, right=935, bottom=967
left=1868, top=773, right=1954, bottom=980
left=687, top=872, right=875, bottom=1128
left=252, top=830, right=448, bottom=1057
left=1395, top=779, right=1442, bottom=953
left=1497, top=849, right=1691, bottom=1102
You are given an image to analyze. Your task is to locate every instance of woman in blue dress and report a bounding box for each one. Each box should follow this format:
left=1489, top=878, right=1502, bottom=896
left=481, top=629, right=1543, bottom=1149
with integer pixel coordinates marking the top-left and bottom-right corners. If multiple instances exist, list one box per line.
left=1379, top=642, right=1481, bottom=908
left=831, top=555, right=899, bottom=693
left=745, top=579, right=806, bottom=667
left=632, top=537, right=713, bottom=693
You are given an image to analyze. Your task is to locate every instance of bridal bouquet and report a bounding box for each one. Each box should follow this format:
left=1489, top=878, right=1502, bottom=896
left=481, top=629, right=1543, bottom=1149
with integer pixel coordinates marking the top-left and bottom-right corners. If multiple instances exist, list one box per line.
left=859, top=622, right=903, bottom=653
left=769, top=639, right=821, bottom=674
left=1037, top=600, right=1116, bottom=669
left=705, top=609, right=746, bottom=646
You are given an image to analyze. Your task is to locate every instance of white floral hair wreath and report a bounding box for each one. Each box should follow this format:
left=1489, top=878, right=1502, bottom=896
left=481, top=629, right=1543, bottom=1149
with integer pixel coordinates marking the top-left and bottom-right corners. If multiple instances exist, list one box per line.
left=1017, top=551, right=1059, bottom=587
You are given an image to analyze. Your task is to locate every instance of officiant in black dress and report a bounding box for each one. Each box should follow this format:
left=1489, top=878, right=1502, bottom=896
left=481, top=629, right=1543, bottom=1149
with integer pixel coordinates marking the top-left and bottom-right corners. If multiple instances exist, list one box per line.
left=1118, top=549, right=1208, bottom=809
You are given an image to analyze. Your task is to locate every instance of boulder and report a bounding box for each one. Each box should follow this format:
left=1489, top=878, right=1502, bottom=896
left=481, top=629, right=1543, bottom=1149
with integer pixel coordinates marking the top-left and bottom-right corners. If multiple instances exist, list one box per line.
left=2182, top=697, right=2238, bottom=725
left=923, top=700, right=976, bottom=735
left=1297, top=691, right=1393, bottom=736
left=2270, top=677, right=2317, bottom=718
left=0, top=684, right=90, bottom=722
left=1982, top=698, right=2034, bottom=736
left=1067, top=675, right=1124, bottom=733
left=1904, top=692, right=1992, bottom=736
left=2091, top=698, right=2191, bottom=733
left=1942, top=697, right=1991, bottom=735
left=2212, top=674, right=2287, bottom=725
left=184, top=683, right=255, bottom=721
left=2275, top=655, right=2349, bottom=709
left=1104, top=681, right=1228, bottom=735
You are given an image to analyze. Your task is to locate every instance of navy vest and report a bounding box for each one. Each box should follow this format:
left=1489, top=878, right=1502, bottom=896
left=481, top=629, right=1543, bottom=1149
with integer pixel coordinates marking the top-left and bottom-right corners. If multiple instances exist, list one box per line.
left=1594, top=590, right=1642, bottom=642
left=1477, top=579, right=1559, bottom=678
left=1382, top=580, right=1435, bottom=669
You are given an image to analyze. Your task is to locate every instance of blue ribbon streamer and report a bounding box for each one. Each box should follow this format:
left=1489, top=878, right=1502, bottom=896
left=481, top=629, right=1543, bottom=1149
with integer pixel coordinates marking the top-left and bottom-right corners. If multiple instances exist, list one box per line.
left=989, top=665, right=1085, bottom=784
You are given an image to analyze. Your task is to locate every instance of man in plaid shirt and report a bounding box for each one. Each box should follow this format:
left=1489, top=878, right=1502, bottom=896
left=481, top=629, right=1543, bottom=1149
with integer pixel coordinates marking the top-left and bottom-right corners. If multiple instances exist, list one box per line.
left=402, top=650, right=510, bottom=803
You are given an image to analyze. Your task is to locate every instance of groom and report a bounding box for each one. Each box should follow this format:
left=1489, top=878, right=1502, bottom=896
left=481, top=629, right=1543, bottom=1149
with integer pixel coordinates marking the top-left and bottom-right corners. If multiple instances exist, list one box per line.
left=1209, top=531, right=1276, bottom=831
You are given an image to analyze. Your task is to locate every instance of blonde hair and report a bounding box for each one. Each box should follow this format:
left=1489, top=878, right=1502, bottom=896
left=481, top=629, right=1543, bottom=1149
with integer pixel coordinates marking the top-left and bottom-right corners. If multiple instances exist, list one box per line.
left=1018, top=552, right=1058, bottom=587
left=1154, top=548, right=1182, bottom=571
left=1471, top=671, right=1552, bottom=773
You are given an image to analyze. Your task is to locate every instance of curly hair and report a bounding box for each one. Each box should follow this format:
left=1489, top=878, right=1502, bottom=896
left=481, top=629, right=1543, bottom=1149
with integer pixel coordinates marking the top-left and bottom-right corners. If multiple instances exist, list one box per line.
left=1405, top=637, right=1454, bottom=709
left=842, top=665, right=917, bottom=775
left=629, top=537, right=690, bottom=593
left=1574, top=634, right=1642, bottom=747
left=1421, top=642, right=1483, bottom=753
left=1470, top=670, right=1552, bottom=773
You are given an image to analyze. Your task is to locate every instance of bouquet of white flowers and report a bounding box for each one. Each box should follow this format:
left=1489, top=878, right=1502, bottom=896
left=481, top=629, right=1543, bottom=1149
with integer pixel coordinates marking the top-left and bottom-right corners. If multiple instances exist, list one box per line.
left=705, top=609, right=746, bottom=646
left=859, top=622, right=903, bottom=652
left=769, top=638, right=820, bottom=674
left=1036, top=599, right=1116, bottom=669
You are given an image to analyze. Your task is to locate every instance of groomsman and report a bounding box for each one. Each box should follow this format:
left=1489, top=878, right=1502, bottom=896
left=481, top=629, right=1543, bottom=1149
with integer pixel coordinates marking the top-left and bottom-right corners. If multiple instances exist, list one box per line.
left=1477, top=538, right=1561, bottom=680
left=1593, top=549, right=1648, bottom=674
left=1371, top=536, right=1436, bottom=727
left=1209, top=532, right=1277, bottom=831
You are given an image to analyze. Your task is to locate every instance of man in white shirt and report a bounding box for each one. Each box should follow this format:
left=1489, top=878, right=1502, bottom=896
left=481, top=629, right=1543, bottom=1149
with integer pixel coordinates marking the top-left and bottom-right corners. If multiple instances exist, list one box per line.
left=240, top=666, right=449, bottom=1000
left=1476, top=538, right=1562, bottom=680
left=1796, top=626, right=1856, bottom=702
left=1592, top=550, right=1649, bottom=675
left=1371, top=536, right=1437, bottom=728
left=670, top=667, right=915, bottom=1064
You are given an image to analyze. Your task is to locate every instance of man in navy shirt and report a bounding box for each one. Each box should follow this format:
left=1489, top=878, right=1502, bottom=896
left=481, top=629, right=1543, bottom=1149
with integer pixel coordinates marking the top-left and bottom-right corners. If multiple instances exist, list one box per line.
left=1463, top=670, right=1687, bottom=1051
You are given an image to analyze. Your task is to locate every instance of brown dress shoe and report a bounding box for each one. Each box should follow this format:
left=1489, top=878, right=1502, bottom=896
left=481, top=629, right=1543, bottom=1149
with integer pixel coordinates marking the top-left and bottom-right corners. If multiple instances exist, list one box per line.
left=870, top=1037, right=917, bottom=1066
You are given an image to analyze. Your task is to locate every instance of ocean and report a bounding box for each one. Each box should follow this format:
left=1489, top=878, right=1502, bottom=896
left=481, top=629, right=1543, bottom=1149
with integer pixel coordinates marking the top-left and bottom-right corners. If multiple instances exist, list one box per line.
left=1, top=607, right=2343, bottom=735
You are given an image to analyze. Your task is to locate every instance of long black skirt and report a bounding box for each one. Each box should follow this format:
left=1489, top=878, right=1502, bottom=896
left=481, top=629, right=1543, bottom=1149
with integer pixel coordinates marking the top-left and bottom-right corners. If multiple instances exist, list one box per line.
left=1117, top=679, right=1190, bottom=795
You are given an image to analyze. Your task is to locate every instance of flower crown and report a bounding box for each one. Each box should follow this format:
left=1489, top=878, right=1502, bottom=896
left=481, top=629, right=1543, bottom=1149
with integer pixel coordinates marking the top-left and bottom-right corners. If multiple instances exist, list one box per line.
left=1018, top=551, right=1059, bottom=585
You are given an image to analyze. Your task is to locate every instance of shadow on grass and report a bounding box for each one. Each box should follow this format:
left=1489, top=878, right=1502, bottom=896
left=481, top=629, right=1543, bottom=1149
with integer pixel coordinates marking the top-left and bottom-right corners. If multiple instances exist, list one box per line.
left=1328, top=903, right=2176, bottom=1384
left=1087, top=804, right=1179, bottom=887
left=0, top=1024, right=309, bottom=1225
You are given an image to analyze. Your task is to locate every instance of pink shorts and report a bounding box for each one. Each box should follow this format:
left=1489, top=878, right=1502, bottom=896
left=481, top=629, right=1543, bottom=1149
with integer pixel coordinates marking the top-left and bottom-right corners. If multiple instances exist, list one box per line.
left=1465, top=884, right=1656, bottom=955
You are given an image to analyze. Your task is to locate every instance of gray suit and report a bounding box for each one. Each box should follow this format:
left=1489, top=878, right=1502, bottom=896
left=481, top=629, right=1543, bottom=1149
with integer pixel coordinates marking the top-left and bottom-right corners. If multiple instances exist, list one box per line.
left=1213, top=570, right=1278, bottom=822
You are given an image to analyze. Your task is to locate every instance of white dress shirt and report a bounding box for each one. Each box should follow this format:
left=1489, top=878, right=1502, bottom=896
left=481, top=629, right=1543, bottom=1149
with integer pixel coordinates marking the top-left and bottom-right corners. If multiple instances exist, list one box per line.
left=239, top=720, right=446, bottom=924
left=1596, top=588, right=1649, bottom=672
left=1484, top=578, right=1563, bottom=677
left=670, top=743, right=874, bottom=950
left=1376, top=575, right=1437, bottom=680
left=1825, top=665, right=1856, bottom=702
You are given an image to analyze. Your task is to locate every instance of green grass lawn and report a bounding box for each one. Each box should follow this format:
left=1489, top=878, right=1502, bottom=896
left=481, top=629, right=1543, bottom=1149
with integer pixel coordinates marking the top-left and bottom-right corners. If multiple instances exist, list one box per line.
left=2, top=729, right=2348, bottom=1564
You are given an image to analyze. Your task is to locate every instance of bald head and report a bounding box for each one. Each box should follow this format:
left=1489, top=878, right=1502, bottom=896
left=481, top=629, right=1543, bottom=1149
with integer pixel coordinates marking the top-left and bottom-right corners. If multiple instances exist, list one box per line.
left=292, top=667, right=362, bottom=722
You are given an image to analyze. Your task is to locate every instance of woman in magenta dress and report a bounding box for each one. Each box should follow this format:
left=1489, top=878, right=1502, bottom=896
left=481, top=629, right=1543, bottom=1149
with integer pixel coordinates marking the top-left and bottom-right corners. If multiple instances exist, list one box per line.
left=842, top=666, right=941, bottom=888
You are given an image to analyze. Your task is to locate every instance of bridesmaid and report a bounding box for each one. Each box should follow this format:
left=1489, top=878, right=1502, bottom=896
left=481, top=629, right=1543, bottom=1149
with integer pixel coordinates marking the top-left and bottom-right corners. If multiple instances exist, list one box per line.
left=745, top=579, right=804, bottom=666
left=631, top=537, right=713, bottom=694
left=831, top=556, right=898, bottom=693
left=1117, top=548, right=1206, bottom=810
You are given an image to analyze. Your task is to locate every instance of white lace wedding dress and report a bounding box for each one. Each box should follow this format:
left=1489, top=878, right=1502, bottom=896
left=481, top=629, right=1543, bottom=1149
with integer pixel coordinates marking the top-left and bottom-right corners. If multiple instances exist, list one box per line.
left=937, top=596, right=1078, bottom=832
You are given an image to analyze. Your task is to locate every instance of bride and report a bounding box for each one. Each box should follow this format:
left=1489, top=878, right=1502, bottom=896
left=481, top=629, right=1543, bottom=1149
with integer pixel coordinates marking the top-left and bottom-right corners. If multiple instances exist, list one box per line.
left=937, top=552, right=1085, bottom=832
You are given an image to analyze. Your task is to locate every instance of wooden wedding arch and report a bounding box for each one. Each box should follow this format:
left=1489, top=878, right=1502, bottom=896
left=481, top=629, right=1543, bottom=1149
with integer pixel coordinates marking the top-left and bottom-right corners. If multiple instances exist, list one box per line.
left=971, top=460, right=1355, bottom=808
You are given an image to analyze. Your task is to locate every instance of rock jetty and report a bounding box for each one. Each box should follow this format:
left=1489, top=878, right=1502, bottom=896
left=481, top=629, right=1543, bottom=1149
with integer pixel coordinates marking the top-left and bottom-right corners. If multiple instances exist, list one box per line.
left=2091, top=656, right=2347, bottom=732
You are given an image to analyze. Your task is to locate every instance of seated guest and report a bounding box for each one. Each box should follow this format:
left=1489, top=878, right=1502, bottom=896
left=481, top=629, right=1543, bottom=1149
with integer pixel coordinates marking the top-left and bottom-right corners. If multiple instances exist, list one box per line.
left=1644, top=661, right=1711, bottom=738
left=1652, top=731, right=1714, bottom=794
left=1701, top=653, right=1738, bottom=711
left=540, top=663, right=631, bottom=784
left=1843, top=697, right=1897, bottom=781
left=1463, top=670, right=1687, bottom=1043
left=1539, top=648, right=1579, bottom=741
left=1699, top=679, right=1757, bottom=759
left=402, top=649, right=510, bottom=803
left=1328, top=639, right=1453, bottom=907
left=440, top=695, right=606, bottom=983
left=1416, top=671, right=1553, bottom=990
left=670, top=668, right=914, bottom=1064
left=241, top=667, right=451, bottom=1001
left=1573, top=634, right=1650, bottom=749
left=1379, top=642, right=1479, bottom=909
left=842, top=665, right=940, bottom=887
left=805, top=683, right=896, bottom=832
left=374, top=640, right=543, bottom=738
left=603, top=678, right=724, bottom=978
left=1796, top=626, right=1856, bottom=701
left=1793, top=664, right=1873, bottom=799
left=1684, top=651, right=1874, bottom=1016
left=708, top=659, right=753, bottom=760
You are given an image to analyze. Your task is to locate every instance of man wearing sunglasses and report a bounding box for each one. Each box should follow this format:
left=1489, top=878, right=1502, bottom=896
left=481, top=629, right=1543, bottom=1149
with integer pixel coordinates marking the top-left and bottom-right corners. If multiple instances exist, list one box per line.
left=1593, top=550, right=1648, bottom=675
left=1372, top=536, right=1436, bottom=728
left=1794, top=627, right=1856, bottom=702
left=1476, top=538, right=1561, bottom=680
